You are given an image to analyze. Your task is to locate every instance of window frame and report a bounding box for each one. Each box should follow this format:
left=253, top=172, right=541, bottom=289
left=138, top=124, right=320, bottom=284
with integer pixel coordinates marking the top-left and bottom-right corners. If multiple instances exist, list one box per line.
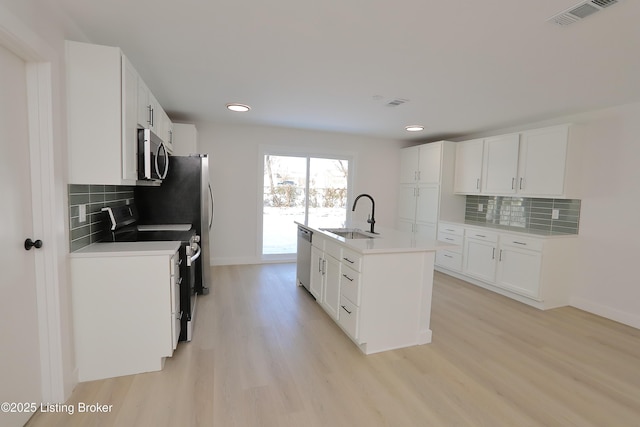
left=258, top=145, right=355, bottom=262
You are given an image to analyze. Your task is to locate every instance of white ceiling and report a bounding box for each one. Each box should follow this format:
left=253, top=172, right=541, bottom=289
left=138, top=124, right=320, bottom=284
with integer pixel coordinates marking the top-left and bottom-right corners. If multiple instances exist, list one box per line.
left=51, top=0, right=640, bottom=141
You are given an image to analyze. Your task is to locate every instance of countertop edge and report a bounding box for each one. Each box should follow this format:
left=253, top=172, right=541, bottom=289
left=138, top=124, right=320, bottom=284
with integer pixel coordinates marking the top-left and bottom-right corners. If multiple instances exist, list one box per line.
left=69, top=241, right=182, bottom=258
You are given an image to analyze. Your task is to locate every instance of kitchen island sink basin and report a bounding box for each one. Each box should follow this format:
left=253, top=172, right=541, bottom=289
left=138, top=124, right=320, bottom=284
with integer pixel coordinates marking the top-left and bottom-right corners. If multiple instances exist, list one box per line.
left=321, top=228, right=377, bottom=239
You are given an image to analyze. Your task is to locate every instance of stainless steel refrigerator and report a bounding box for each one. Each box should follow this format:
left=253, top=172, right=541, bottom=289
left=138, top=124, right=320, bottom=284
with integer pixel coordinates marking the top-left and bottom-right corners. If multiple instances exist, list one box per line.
left=134, top=155, right=212, bottom=295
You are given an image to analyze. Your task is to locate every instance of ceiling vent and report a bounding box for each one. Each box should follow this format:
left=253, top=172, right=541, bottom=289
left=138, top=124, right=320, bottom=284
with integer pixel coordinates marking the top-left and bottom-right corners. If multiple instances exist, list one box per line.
left=386, top=98, right=409, bottom=107
left=547, top=0, right=620, bottom=26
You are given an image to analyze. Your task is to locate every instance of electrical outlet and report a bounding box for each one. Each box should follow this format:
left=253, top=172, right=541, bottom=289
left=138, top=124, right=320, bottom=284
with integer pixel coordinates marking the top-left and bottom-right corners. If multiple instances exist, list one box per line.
left=552, top=209, right=560, bottom=220
left=79, top=204, right=87, bottom=223
left=478, top=203, right=484, bottom=212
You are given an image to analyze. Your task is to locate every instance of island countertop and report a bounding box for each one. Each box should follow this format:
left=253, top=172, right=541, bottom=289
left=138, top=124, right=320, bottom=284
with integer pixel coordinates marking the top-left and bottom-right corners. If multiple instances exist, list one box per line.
left=295, top=221, right=452, bottom=255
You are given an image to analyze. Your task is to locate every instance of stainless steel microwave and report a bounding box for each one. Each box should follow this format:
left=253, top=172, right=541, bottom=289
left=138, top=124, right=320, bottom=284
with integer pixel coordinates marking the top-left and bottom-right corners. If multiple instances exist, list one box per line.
left=137, top=128, right=169, bottom=185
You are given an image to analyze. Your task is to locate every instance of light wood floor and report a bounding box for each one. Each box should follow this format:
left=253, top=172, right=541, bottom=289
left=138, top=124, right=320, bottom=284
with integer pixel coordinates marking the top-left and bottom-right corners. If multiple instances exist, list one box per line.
left=26, top=264, right=640, bottom=426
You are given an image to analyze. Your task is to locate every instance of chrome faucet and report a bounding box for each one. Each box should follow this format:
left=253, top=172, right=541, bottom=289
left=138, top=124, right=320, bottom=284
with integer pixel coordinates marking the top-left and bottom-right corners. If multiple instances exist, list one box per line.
left=352, top=193, right=377, bottom=234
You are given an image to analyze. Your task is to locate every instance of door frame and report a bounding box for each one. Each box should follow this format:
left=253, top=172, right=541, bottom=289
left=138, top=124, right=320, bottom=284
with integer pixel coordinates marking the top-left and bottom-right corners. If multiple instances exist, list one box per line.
left=0, top=5, right=67, bottom=402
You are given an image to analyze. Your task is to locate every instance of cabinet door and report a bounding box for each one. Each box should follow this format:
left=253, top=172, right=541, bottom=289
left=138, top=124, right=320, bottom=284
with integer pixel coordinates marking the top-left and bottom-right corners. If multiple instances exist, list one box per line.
left=454, top=139, right=484, bottom=194
left=415, top=185, right=439, bottom=224
left=518, top=126, right=568, bottom=196
left=137, top=78, right=151, bottom=129
left=310, top=246, right=324, bottom=301
left=482, top=134, right=520, bottom=195
left=463, top=238, right=497, bottom=282
left=496, top=246, right=542, bottom=299
left=322, top=255, right=341, bottom=320
left=121, top=55, right=138, bottom=182
left=397, top=184, right=417, bottom=222
left=417, top=142, right=442, bottom=184
left=399, top=146, right=420, bottom=183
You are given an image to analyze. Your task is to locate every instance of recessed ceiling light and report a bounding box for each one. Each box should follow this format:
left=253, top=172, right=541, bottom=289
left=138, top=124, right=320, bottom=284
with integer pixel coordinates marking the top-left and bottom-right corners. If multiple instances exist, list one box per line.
left=405, top=125, right=424, bottom=132
left=226, top=103, right=251, bottom=112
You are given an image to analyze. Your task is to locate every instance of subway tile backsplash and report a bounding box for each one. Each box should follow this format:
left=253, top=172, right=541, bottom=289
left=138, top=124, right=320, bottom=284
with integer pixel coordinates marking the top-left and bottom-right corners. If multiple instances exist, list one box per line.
left=68, top=184, right=135, bottom=251
left=465, top=195, right=580, bottom=235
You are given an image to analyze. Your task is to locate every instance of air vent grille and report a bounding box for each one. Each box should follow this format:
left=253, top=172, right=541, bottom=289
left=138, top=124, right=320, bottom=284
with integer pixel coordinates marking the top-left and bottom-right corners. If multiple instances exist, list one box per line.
left=548, top=0, right=621, bottom=26
left=386, top=98, right=409, bottom=107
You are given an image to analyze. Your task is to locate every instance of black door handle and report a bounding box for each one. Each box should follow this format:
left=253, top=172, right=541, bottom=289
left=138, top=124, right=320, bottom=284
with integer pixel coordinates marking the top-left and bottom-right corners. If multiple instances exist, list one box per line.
left=24, top=238, right=43, bottom=250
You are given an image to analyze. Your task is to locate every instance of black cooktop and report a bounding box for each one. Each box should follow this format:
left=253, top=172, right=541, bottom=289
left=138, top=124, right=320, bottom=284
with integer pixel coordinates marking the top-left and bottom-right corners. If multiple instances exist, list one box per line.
left=102, top=204, right=195, bottom=244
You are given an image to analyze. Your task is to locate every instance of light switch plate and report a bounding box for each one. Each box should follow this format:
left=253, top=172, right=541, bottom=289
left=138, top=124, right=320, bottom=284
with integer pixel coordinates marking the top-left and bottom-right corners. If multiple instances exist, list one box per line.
left=552, top=209, right=560, bottom=220
left=79, top=204, right=87, bottom=223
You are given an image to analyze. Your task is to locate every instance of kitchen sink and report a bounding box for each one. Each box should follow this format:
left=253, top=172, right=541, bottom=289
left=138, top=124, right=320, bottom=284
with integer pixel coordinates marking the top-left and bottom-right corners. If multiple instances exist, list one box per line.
left=321, top=228, right=377, bottom=239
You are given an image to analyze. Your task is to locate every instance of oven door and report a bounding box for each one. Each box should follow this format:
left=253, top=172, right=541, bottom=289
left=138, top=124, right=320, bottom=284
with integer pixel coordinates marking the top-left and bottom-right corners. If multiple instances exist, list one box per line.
left=180, top=241, right=201, bottom=342
left=138, top=128, right=169, bottom=184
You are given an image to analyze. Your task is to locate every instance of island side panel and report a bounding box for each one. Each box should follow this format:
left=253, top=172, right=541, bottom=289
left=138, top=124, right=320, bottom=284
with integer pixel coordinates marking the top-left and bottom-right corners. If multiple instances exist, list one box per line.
left=359, top=251, right=433, bottom=354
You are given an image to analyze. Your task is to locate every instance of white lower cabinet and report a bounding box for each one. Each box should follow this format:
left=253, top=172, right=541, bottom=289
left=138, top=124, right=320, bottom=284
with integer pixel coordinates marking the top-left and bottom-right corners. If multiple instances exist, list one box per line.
left=496, top=245, right=542, bottom=299
left=436, top=222, right=577, bottom=309
left=322, top=254, right=341, bottom=320
left=311, top=235, right=342, bottom=320
left=463, top=231, right=498, bottom=283
left=310, top=245, right=324, bottom=301
left=71, top=246, right=180, bottom=382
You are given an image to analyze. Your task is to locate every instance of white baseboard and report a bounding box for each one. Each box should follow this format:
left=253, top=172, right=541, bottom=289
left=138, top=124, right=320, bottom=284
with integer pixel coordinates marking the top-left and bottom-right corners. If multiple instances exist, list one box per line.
left=569, top=296, right=640, bottom=330
left=210, top=256, right=296, bottom=266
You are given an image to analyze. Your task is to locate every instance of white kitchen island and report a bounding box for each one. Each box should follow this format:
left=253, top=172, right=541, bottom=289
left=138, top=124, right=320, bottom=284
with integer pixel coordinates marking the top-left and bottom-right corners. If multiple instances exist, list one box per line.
left=296, top=222, right=449, bottom=355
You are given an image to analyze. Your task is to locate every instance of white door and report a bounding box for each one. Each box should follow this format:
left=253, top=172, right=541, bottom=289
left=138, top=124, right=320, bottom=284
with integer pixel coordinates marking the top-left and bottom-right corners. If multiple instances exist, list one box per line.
left=0, top=43, right=43, bottom=426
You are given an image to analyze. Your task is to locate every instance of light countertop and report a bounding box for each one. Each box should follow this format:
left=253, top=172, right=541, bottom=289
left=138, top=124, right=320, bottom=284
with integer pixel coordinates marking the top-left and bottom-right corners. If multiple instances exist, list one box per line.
left=70, top=241, right=181, bottom=258
left=296, top=221, right=452, bottom=254
left=440, top=220, right=579, bottom=239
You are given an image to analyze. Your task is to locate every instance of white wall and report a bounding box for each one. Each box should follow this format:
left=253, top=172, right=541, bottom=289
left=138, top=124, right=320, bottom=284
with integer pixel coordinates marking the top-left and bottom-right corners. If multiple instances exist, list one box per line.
left=195, top=122, right=402, bottom=265
left=568, top=102, right=640, bottom=328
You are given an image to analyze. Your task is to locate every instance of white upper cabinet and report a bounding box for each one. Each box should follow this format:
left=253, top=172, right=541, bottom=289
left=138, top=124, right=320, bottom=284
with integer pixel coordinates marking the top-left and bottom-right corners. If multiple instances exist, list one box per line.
left=453, top=139, right=484, bottom=194
left=399, top=143, right=442, bottom=184
left=517, top=125, right=569, bottom=197
left=67, top=41, right=139, bottom=185
left=482, top=133, right=520, bottom=195
left=453, top=124, right=576, bottom=198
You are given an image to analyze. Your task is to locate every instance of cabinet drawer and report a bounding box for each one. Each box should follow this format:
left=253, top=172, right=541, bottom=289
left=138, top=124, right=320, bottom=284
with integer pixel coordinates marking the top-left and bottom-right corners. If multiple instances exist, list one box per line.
left=500, top=235, right=543, bottom=252
left=438, top=223, right=464, bottom=236
left=340, top=265, right=361, bottom=305
left=338, top=296, right=359, bottom=341
left=437, top=231, right=463, bottom=247
left=436, top=250, right=463, bottom=272
left=465, top=229, right=498, bottom=243
left=341, top=247, right=362, bottom=272
left=324, top=238, right=343, bottom=261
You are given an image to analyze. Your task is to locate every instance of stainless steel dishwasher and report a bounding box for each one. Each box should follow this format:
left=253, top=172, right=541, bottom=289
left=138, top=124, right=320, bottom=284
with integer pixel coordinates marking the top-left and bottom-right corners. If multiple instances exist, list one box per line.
left=296, top=225, right=313, bottom=293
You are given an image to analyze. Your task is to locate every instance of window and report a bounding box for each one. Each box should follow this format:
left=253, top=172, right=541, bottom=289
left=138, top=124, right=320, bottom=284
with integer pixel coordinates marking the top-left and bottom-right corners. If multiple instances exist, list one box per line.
left=262, top=154, right=350, bottom=255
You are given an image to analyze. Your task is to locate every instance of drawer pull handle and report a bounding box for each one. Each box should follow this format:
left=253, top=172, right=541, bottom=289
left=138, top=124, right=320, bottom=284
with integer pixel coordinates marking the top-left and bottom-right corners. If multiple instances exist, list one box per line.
left=445, top=237, right=454, bottom=241
left=343, top=257, right=354, bottom=264
left=513, top=241, right=527, bottom=246
left=476, top=234, right=486, bottom=238
left=492, top=248, right=495, bottom=259
left=342, top=274, right=354, bottom=282
left=443, top=254, right=453, bottom=258
left=445, top=229, right=455, bottom=232
left=341, top=305, right=352, bottom=315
